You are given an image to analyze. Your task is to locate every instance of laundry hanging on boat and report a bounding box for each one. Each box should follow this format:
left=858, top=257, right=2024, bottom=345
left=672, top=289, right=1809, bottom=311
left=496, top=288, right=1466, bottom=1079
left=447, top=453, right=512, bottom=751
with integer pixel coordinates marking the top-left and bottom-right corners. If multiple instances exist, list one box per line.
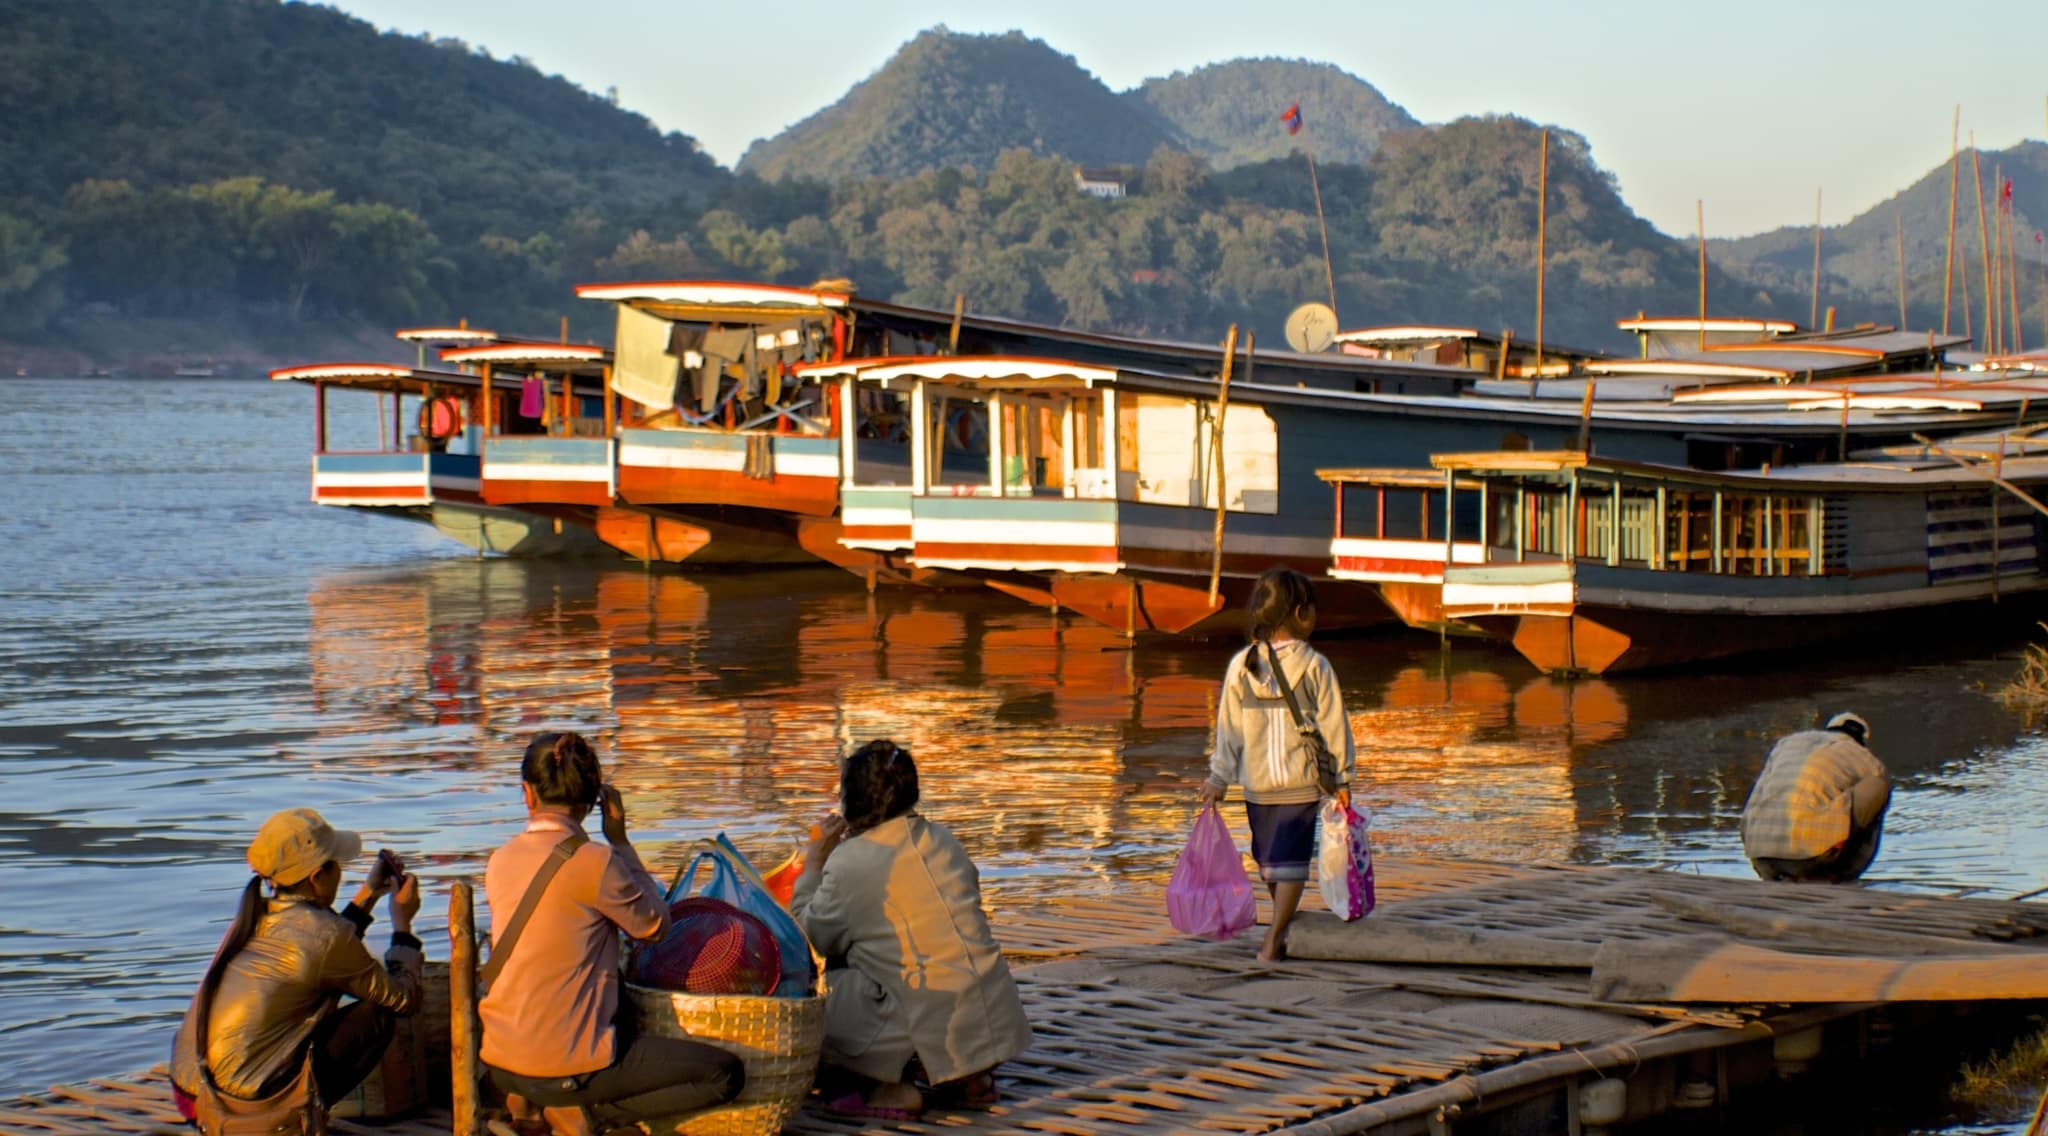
left=610, top=305, right=681, bottom=410
left=744, top=433, right=773, bottom=480
left=666, top=323, right=706, bottom=358
left=518, top=375, right=546, bottom=419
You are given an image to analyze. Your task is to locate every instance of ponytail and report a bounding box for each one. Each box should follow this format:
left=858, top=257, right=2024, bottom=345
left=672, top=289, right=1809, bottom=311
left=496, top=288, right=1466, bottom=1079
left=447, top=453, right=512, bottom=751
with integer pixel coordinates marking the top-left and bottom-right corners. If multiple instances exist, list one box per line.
left=201, top=875, right=266, bottom=995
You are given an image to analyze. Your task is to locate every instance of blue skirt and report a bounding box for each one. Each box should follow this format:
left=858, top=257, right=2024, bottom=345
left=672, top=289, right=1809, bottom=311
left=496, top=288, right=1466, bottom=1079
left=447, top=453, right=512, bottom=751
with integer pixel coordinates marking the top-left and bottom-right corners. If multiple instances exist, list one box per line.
left=1245, top=801, right=1318, bottom=883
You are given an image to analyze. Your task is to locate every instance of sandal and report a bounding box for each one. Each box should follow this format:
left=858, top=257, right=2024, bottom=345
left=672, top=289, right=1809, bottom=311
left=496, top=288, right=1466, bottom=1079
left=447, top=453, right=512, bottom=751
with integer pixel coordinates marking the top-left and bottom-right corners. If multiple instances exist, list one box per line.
left=824, top=1091, right=923, bottom=1121
left=928, top=1074, right=999, bottom=1112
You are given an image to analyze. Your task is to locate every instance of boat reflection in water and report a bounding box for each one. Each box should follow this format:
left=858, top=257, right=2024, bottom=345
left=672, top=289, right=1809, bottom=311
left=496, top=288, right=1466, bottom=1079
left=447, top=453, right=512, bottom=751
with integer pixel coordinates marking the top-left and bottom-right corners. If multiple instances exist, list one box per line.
left=306, top=558, right=2048, bottom=900
left=305, top=561, right=1668, bottom=900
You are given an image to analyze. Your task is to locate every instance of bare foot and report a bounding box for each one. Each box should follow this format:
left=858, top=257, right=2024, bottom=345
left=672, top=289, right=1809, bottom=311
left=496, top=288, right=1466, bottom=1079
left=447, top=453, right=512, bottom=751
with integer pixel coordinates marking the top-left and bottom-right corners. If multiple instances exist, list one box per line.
left=868, top=1081, right=924, bottom=1115
left=1255, top=943, right=1287, bottom=962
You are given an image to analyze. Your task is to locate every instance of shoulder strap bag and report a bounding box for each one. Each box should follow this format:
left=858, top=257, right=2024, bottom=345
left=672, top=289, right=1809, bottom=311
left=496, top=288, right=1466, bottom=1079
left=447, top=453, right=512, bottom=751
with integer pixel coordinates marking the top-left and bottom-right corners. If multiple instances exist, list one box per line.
left=478, top=833, right=590, bottom=989
left=1261, top=640, right=1345, bottom=797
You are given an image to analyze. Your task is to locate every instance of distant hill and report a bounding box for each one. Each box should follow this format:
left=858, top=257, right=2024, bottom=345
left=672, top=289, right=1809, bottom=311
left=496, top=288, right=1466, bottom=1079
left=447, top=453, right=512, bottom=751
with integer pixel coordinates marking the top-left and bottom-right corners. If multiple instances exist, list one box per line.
left=737, top=29, right=1183, bottom=182
left=1129, top=59, right=1418, bottom=170
left=1710, top=141, right=2046, bottom=336
left=0, top=0, right=732, bottom=344
left=0, top=0, right=728, bottom=238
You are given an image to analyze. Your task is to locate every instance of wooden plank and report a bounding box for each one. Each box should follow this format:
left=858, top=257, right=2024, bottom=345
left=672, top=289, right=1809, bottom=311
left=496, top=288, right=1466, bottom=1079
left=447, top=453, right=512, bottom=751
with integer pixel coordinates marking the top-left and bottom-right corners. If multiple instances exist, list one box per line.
left=1592, top=936, right=2048, bottom=1003
left=1287, top=912, right=1598, bottom=968
left=1648, top=892, right=2033, bottom=956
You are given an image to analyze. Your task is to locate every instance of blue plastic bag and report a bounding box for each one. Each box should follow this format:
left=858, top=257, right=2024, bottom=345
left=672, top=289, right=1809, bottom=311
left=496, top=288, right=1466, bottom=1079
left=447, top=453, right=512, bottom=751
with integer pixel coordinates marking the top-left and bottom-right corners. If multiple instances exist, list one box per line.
left=669, top=835, right=816, bottom=997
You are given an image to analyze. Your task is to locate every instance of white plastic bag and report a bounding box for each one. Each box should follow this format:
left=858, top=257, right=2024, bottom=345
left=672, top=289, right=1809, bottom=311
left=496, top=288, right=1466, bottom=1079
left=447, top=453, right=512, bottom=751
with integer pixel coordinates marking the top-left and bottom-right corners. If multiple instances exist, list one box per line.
left=1317, top=798, right=1376, bottom=921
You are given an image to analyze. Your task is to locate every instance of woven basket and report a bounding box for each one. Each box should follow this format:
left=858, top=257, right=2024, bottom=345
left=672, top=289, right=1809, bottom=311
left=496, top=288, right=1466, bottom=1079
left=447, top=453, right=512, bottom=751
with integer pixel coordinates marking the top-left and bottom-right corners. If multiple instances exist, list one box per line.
left=623, top=977, right=826, bottom=1136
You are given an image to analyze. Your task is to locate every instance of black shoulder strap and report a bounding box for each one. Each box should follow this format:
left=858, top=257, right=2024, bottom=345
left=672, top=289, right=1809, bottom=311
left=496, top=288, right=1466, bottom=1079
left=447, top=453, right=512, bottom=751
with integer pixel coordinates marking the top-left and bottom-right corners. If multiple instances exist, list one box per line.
left=479, top=833, right=590, bottom=987
left=1261, top=639, right=1319, bottom=737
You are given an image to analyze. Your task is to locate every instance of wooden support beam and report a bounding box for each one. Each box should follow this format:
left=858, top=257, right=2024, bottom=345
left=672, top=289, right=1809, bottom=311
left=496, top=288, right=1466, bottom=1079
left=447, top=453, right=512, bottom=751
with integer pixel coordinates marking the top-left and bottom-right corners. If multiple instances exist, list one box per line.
left=449, top=881, right=481, bottom=1136
left=1591, top=936, right=2048, bottom=1003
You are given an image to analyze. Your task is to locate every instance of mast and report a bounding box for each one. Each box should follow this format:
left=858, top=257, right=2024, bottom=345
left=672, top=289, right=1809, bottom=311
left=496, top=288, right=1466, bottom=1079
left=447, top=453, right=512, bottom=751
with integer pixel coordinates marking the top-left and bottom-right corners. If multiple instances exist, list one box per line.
left=1944, top=106, right=1960, bottom=335
left=1535, top=129, right=1549, bottom=378
left=1809, top=188, right=1823, bottom=331
left=1972, top=133, right=1994, bottom=350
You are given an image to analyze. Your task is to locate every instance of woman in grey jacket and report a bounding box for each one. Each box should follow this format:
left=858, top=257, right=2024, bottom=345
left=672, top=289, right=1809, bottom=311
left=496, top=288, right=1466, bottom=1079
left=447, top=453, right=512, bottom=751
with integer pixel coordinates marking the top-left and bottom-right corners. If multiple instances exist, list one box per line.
left=1198, top=568, right=1356, bottom=960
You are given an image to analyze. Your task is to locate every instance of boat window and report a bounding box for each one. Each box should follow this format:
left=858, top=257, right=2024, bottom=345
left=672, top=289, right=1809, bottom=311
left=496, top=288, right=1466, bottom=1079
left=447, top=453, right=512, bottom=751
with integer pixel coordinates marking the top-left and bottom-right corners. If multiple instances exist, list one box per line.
left=1114, top=394, right=1277, bottom=513
left=927, top=392, right=991, bottom=491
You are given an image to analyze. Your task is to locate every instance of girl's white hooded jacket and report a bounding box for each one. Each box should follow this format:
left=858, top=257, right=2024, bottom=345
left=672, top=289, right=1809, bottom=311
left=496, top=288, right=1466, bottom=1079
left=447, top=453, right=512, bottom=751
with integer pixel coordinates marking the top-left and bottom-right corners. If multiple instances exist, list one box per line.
left=1204, top=638, right=1356, bottom=805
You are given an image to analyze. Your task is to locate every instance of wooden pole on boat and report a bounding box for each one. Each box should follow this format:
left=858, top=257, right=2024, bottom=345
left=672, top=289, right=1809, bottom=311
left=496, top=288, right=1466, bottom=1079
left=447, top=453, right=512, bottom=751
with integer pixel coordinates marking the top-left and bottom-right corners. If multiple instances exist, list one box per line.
left=2006, top=176, right=2024, bottom=353
left=1534, top=129, right=1549, bottom=374
left=450, top=880, right=482, bottom=1136
left=1695, top=199, right=1707, bottom=352
left=1896, top=213, right=1909, bottom=329
left=479, top=363, right=494, bottom=439
left=314, top=382, right=328, bottom=453
left=1575, top=380, right=1597, bottom=453
left=1912, top=433, right=2048, bottom=520
left=602, top=365, right=616, bottom=439
left=1993, top=162, right=2007, bottom=353
left=948, top=293, right=965, bottom=354
left=1306, top=152, right=1339, bottom=321
left=1810, top=188, right=1823, bottom=331
left=1944, top=106, right=1960, bottom=335
left=1207, top=324, right=1240, bottom=606
left=1973, top=134, right=1995, bottom=350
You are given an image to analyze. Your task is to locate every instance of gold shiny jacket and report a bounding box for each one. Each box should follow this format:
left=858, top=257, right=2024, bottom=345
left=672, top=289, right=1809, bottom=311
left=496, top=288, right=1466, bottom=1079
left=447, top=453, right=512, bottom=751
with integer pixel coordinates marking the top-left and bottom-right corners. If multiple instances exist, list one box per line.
left=171, top=895, right=421, bottom=1100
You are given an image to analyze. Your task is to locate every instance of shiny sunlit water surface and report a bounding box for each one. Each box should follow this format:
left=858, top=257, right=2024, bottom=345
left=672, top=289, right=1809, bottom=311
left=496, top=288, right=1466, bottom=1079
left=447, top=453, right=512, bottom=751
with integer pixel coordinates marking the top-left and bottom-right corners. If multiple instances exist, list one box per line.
left=4, top=379, right=2046, bottom=1127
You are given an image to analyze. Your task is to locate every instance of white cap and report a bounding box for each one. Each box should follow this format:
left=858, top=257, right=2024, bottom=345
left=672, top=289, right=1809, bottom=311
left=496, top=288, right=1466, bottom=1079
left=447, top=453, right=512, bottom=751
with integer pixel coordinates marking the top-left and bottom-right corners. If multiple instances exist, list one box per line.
left=1825, top=711, right=1871, bottom=745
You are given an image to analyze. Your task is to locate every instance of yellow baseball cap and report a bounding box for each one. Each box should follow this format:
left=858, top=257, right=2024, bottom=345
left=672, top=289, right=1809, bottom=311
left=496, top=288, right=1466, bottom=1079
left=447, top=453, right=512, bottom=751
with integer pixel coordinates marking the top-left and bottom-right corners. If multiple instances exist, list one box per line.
left=247, top=808, right=363, bottom=886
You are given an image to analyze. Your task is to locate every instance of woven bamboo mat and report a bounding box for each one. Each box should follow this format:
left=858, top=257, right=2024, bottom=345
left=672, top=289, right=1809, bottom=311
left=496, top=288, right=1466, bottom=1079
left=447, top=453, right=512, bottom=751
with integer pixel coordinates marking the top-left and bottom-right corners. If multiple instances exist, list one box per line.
left=0, top=1071, right=450, bottom=1136
left=13, top=856, right=2045, bottom=1136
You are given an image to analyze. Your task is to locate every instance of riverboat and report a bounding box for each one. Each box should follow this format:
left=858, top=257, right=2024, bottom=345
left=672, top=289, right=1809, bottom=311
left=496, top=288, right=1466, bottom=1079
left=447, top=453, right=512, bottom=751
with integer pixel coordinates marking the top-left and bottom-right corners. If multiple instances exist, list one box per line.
left=271, top=350, right=616, bottom=558
left=1319, top=354, right=2048, bottom=633
left=1321, top=434, right=2048, bottom=674
left=573, top=280, right=1476, bottom=572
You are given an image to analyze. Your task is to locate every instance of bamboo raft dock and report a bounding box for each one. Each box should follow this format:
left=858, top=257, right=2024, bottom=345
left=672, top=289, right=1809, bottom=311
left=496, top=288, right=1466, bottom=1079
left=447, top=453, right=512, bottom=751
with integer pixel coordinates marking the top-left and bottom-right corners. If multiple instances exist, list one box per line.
left=7, top=856, right=2046, bottom=1136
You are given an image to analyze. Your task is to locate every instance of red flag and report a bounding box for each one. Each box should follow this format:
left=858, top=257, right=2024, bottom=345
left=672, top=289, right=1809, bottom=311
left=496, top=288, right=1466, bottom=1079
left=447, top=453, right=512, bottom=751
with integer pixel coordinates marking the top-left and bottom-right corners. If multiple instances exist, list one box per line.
left=2002, top=177, right=2015, bottom=209
left=1280, top=103, right=1302, bottom=136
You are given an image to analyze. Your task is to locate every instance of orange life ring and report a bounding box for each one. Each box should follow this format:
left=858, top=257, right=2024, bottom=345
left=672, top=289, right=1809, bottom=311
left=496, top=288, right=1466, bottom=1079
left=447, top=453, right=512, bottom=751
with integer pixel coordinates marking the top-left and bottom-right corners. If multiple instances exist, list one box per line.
left=419, top=395, right=465, bottom=439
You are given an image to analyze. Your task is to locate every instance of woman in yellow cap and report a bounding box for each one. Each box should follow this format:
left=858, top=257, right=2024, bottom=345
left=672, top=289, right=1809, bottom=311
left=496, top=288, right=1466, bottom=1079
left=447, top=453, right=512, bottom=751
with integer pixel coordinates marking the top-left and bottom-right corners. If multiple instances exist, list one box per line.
left=171, top=807, right=423, bottom=1133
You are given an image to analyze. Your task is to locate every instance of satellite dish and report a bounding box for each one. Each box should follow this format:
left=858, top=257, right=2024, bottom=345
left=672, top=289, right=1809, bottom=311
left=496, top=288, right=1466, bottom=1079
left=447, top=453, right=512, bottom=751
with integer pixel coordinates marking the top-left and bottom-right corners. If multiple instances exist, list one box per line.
left=1285, top=303, right=1339, bottom=353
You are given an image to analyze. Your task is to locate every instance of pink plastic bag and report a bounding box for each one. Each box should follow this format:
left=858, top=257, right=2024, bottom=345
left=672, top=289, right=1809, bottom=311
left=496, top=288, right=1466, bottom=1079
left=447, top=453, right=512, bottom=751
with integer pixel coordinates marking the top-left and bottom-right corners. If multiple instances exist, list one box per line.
left=1167, top=805, right=1258, bottom=940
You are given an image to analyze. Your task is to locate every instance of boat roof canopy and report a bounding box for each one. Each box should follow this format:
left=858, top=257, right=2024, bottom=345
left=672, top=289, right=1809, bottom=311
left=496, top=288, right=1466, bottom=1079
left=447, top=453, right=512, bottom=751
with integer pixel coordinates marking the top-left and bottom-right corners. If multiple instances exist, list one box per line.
left=574, top=280, right=852, bottom=321
left=1616, top=317, right=1798, bottom=335
left=853, top=356, right=1121, bottom=388
left=440, top=341, right=610, bottom=373
left=394, top=326, right=498, bottom=343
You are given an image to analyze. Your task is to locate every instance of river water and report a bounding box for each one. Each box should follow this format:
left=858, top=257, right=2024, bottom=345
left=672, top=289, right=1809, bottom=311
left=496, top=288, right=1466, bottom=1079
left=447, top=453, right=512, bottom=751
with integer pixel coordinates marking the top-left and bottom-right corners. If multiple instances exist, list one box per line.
left=3, top=378, right=2045, bottom=1127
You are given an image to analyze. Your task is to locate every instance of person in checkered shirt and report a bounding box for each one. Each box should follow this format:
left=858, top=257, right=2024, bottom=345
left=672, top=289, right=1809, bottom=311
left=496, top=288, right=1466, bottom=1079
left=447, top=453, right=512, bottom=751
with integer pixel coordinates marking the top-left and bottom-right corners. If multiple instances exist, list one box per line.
left=1741, top=712, right=1891, bottom=883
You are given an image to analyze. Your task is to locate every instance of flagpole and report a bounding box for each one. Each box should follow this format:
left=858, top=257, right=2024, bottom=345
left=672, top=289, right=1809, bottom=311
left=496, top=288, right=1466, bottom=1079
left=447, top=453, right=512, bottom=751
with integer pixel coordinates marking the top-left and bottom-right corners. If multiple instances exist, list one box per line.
left=1944, top=106, right=1960, bottom=335
left=2006, top=176, right=2023, bottom=353
left=1306, top=150, right=1338, bottom=321
left=1972, top=133, right=1994, bottom=351
left=1535, top=128, right=1548, bottom=377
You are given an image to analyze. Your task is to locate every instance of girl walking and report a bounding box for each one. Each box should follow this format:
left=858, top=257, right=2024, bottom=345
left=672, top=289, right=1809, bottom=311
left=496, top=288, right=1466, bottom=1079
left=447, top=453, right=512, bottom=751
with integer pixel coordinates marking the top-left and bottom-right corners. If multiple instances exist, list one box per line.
left=1198, top=567, right=1356, bottom=961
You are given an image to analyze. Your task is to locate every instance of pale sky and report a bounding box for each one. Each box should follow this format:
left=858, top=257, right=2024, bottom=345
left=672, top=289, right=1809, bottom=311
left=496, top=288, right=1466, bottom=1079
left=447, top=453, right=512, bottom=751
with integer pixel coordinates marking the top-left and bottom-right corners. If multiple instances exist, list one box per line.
left=326, top=0, right=2045, bottom=238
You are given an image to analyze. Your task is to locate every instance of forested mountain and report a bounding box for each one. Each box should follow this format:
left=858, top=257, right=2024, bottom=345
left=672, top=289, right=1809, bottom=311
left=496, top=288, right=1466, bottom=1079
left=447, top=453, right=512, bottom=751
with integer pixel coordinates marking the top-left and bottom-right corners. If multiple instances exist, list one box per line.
left=1710, top=141, right=2047, bottom=339
left=0, top=0, right=728, bottom=350
left=736, top=29, right=1182, bottom=183
left=3, top=5, right=1988, bottom=371
left=1130, top=59, right=1418, bottom=170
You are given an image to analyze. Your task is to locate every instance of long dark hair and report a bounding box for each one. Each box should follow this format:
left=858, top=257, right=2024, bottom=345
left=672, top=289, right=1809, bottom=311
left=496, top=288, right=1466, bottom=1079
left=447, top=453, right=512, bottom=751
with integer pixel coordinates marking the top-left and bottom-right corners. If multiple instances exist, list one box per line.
left=522, top=731, right=602, bottom=808
left=200, top=875, right=267, bottom=996
left=841, top=740, right=920, bottom=834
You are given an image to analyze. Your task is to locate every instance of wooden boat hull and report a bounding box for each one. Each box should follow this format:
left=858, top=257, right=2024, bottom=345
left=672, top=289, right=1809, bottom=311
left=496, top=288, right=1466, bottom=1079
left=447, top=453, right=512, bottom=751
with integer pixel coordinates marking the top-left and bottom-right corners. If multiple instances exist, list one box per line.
left=312, top=451, right=481, bottom=507
left=593, top=505, right=817, bottom=566
left=481, top=436, right=614, bottom=508
left=1445, top=560, right=2048, bottom=675
left=429, top=502, right=616, bottom=559
left=616, top=428, right=840, bottom=516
